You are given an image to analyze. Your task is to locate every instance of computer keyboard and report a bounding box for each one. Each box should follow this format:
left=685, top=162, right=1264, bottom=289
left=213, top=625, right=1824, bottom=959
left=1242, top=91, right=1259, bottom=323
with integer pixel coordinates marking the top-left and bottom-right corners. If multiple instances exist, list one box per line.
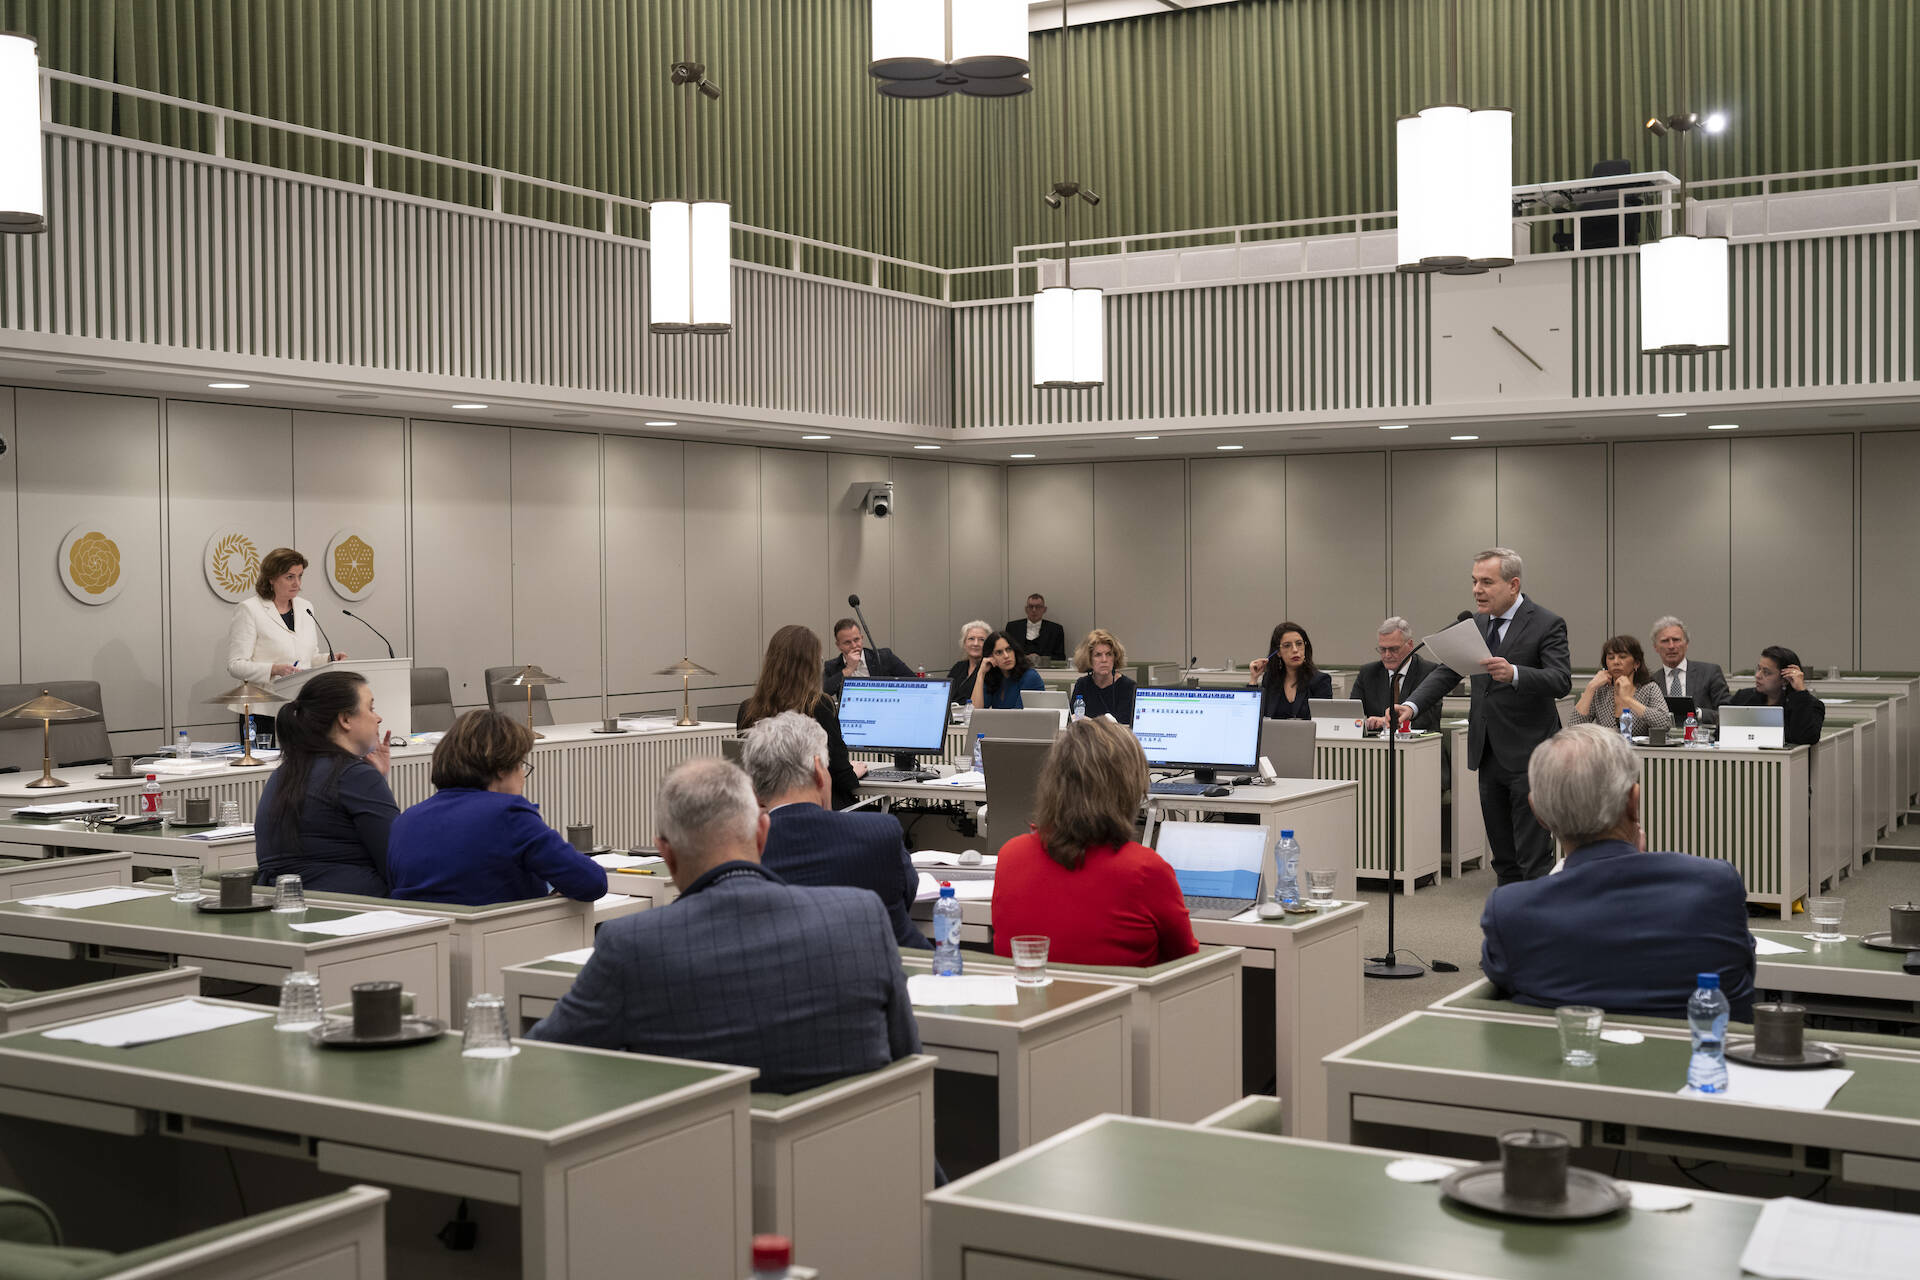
left=1184, top=896, right=1253, bottom=919
left=865, top=768, right=935, bottom=783
left=1149, top=781, right=1216, bottom=796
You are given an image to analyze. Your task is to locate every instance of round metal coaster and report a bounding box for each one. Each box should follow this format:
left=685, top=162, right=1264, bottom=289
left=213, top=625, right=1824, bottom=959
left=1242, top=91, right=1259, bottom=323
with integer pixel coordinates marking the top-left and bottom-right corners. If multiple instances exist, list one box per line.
left=194, top=901, right=271, bottom=914
left=309, top=1016, right=448, bottom=1050
left=1857, top=931, right=1916, bottom=954
left=1725, top=1040, right=1845, bottom=1070
left=1439, top=1164, right=1629, bottom=1222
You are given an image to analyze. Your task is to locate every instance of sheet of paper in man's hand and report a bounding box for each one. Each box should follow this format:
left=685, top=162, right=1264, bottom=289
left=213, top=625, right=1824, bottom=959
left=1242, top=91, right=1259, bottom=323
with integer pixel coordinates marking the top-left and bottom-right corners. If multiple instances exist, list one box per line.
left=1421, top=617, right=1492, bottom=674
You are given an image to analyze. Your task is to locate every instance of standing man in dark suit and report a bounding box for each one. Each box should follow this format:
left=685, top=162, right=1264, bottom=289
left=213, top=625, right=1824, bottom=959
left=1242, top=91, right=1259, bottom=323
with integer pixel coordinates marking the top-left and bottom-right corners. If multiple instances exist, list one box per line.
left=1357, top=617, right=1442, bottom=732
left=1650, top=616, right=1732, bottom=725
left=1481, top=725, right=1755, bottom=1018
left=526, top=757, right=922, bottom=1093
left=1398, top=548, right=1571, bottom=884
left=1007, top=593, right=1067, bottom=663
left=822, top=618, right=917, bottom=699
left=742, top=711, right=930, bottom=949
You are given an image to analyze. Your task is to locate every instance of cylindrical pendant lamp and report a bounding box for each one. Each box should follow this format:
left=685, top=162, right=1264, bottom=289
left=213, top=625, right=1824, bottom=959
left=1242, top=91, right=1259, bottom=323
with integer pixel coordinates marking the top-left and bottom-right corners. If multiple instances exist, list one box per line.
left=1639, top=234, right=1730, bottom=353
left=1033, top=286, right=1104, bottom=389
left=0, top=34, right=44, bottom=232
left=649, top=199, right=732, bottom=334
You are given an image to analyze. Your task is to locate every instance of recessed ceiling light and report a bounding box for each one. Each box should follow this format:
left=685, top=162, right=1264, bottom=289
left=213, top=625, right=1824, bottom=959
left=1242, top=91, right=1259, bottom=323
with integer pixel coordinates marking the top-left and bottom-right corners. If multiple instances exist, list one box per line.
left=644, top=419, right=677, bottom=427
left=337, top=392, right=378, bottom=400
left=1707, top=423, right=1739, bottom=430
left=1009, top=453, right=1036, bottom=459
left=1450, top=434, right=1480, bottom=441
left=913, top=444, right=941, bottom=450
left=1378, top=423, right=1410, bottom=431
left=1216, top=444, right=1244, bottom=451
left=54, top=367, right=104, bottom=376
left=451, top=402, right=488, bottom=410
left=1133, top=435, right=1159, bottom=441
left=1656, top=411, right=1688, bottom=418
left=801, top=434, right=831, bottom=441
left=208, top=381, right=250, bottom=390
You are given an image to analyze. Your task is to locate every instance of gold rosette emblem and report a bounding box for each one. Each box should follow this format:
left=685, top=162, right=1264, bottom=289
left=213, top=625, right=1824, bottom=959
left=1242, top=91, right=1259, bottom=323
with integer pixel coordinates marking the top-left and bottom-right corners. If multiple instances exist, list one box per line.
left=333, top=535, right=374, bottom=594
left=209, top=534, right=259, bottom=599
left=68, top=531, right=121, bottom=595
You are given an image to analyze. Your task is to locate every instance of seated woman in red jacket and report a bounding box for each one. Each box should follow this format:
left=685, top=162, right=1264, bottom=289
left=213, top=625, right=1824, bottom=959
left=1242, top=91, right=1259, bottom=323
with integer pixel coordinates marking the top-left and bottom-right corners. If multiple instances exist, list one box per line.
left=991, top=718, right=1199, bottom=967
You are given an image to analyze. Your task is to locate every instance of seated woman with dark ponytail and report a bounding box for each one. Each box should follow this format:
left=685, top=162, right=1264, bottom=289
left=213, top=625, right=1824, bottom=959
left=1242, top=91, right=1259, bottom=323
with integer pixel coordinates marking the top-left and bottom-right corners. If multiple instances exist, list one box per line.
left=252, top=670, right=399, bottom=896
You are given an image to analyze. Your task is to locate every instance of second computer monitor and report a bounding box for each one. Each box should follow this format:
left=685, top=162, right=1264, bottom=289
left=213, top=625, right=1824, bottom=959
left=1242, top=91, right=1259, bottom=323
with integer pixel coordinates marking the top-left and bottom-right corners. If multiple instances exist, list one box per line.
left=1131, top=687, right=1264, bottom=781
left=837, top=679, right=952, bottom=759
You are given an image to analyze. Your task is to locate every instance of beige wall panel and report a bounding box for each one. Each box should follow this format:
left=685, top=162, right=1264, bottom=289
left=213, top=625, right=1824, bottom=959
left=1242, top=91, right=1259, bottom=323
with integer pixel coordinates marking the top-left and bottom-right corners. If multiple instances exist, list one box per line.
left=1389, top=449, right=1495, bottom=641
left=605, top=435, right=687, bottom=697
left=410, top=420, right=513, bottom=708
left=947, top=464, right=1006, bottom=651
left=511, top=429, right=603, bottom=700
left=0, top=391, right=17, bottom=683
left=15, top=390, right=166, bottom=732
left=1859, top=431, right=1920, bottom=670
left=1189, top=456, right=1286, bottom=666
left=683, top=443, right=762, bottom=691
left=1286, top=452, right=1387, bottom=667
left=1612, top=439, right=1731, bottom=668
left=759, top=449, right=829, bottom=646
left=888, top=457, right=950, bottom=672
left=1731, top=434, right=1854, bottom=672
left=827, top=452, right=894, bottom=652
left=1006, top=465, right=1094, bottom=645
left=1495, top=443, right=1608, bottom=664
left=165, top=402, right=294, bottom=730
left=292, top=412, right=409, bottom=672
left=1092, top=461, right=1188, bottom=665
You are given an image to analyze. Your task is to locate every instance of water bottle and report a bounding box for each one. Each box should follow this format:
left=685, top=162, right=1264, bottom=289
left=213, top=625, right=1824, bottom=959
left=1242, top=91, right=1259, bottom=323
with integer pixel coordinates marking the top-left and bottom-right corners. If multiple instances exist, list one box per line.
left=1072, top=696, right=1086, bottom=722
left=933, top=884, right=963, bottom=975
left=1619, top=708, right=1634, bottom=740
left=141, top=773, right=163, bottom=816
left=972, top=732, right=984, bottom=776
left=176, top=729, right=191, bottom=759
left=1686, top=972, right=1730, bottom=1093
left=1274, top=830, right=1301, bottom=905
left=1684, top=709, right=1698, bottom=743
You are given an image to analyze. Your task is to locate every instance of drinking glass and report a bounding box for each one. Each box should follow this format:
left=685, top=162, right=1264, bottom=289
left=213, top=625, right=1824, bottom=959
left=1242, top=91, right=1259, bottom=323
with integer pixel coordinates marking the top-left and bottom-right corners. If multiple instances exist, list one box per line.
left=219, top=799, right=242, bottom=826
left=274, top=971, right=324, bottom=1032
left=1305, top=869, right=1338, bottom=908
left=462, top=993, right=520, bottom=1058
left=1807, top=896, right=1845, bottom=943
left=170, top=862, right=204, bottom=903
left=272, top=874, right=306, bottom=913
left=1556, top=1005, right=1604, bottom=1067
left=1009, top=936, right=1051, bottom=987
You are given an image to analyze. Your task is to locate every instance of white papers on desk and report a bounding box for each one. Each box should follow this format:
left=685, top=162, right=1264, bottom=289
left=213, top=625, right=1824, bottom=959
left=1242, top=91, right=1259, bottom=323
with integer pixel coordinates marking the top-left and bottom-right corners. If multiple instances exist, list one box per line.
left=936, top=770, right=985, bottom=787
left=915, top=873, right=994, bottom=903
left=145, top=758, right=233, bottom=777
left=42, top=999, right=272, bottom=1048
left=1420, top=616, right=1492, bottom=674
left=1738, top=1197, right=1920, bottom=1280
left=18, top=885, right=168, bottom=909
left=287, top=909, right=436, bottom=937
left=912, top=851, right=997, bottom=869
left=411, top=731, right=446, bottom=745
left=592, top=852, right=664, bottom=869
left=616, top=717, right=681, bottom=733
left=545, top=947, right=595, bottom=965
left=1751, top=935, right=1806, bottom=955
left=1678, top=1060, right=1854, bottom=1110
left=181, top=824, right=254, bottom=842
left=10, top=801, right=116, bottom=819
left=1821, top=697, right=1855, bottom=705
left=907, top=974, right=1019, bottom=1006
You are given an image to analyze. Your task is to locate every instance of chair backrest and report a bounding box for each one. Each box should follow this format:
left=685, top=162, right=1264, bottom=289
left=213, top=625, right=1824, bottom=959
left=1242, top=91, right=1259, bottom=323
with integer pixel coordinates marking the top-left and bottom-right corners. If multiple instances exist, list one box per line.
left=697, top=701, right=740, bottom=725
left=1259, top=718, right=1319, bottom=778
left=0, top=682, right=113, bottom=771
left=720, top=737, right=746, bottom=766
left=1145, top=664, right=1182, bottom=686
left=968, top=709, right=1061, bottom=743
left=484, top=666, right=553, bottom=726
left=981, top=737, right=1053, bottom=857
left=409, top=666, right=457, bottom=733
left=1023, top=689, right=1070, bottom=712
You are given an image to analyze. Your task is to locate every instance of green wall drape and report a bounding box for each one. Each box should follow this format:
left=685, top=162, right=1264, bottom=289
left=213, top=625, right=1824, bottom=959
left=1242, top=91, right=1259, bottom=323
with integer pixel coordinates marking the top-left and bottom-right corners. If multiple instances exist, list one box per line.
left=2, top=0, right=1913, bottom=291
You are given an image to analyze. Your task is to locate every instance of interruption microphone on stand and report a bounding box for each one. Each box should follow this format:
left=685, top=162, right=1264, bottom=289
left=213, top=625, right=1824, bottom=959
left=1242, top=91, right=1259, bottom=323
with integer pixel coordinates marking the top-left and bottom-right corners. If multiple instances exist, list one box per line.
left=845, top=593, right=920, bottom=675
left=342, top=610, right=396, bottom=659
left=305, top=604, right=338, bottom=662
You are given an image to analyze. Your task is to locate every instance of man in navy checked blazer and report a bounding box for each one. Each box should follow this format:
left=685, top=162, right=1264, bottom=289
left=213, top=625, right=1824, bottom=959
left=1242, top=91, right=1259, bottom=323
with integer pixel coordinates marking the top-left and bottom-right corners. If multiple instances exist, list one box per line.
left=526, top=756, right=922, bottom=1094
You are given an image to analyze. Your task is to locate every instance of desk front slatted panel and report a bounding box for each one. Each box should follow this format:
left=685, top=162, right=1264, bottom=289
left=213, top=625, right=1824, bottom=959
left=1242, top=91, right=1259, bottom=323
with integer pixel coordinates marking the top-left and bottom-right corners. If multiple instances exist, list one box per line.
left=1638, top=751, right=1799, bottom=908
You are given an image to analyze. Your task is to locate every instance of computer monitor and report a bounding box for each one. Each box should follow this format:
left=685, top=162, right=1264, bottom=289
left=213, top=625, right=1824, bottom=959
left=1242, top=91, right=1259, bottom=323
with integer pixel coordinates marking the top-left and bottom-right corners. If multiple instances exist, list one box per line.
left=837, top=679, right=952, bottom=770
left=1665, top=695, right=1696, bottom=721
left=1131, top=687, right=1264, bottom=781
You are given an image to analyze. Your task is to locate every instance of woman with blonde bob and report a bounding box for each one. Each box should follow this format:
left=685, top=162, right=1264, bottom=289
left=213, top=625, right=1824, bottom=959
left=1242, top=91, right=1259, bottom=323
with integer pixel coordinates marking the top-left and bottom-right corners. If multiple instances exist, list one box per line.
left=738, top=624, right=866, bottom=809
left=990, top=719, right=1198, bottom=967
left=1070, top=628, right=1136, bottom=724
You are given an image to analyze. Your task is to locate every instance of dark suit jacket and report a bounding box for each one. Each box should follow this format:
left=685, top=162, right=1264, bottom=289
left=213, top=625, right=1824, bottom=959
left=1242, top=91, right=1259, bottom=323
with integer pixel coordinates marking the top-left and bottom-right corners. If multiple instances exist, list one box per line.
left=1657, top=660, right=1733, bottom=725
left=1724, top=687, right=1827, bottom=746
left=1353, top=656, right=1442, bottom=731
left=1007, top=618, right=1067, bottom=662
left=823, top=647, right=918, bottom=699
left=763, top=803, right=930, bottom=949
left=1481, top=839, right=1756, bottom=1019
left=1259, top=670, right=1332, bottom=720
left=1407, top=598, right=1572, bottom=773
left=526, top=861, right=922, bottom=1093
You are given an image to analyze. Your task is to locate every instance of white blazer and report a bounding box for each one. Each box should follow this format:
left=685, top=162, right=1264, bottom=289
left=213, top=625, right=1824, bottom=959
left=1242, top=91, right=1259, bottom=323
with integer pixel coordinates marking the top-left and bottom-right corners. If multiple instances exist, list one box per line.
left=226, top=595, right=332, bottom=686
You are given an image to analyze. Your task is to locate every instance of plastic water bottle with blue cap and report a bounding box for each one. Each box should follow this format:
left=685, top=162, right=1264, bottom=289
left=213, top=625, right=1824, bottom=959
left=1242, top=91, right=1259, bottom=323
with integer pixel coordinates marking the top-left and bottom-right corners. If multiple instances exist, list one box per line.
left=933, top=884, right=963, bottom=976
left=1274, top=830, right=1302, bottom=906
left=1687, top=972, right=1729, bottom=1092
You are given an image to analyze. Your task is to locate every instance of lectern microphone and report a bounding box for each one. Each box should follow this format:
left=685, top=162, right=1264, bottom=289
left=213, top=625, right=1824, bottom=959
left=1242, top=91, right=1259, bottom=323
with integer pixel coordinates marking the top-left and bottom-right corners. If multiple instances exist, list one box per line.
left=343, top=610, right=396, bottom=659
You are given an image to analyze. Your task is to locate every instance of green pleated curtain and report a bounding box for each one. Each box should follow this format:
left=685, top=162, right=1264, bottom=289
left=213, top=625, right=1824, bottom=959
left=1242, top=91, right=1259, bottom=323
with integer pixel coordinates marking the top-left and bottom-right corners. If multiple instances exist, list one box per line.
left=0, top=0, right=1913, bottom=296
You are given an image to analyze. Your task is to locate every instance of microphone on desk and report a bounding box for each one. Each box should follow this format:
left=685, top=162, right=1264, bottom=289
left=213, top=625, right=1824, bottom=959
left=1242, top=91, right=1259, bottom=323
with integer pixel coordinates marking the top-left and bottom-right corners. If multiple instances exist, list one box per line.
left=846, top=593, right=920, bottom=677
left=1457, top=610, right=1474, bottom=623
left=305, top=605, right=338, bottom=662
left=342, top=610, right=396, bottom=660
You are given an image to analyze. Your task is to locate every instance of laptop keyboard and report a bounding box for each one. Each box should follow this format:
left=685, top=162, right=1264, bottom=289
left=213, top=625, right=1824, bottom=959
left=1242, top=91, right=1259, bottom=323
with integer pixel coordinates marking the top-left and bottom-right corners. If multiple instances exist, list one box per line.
left=865, top=769, right=935, bottom=782
left=1149, top=781, right=1216, bottom=796
left=1184, top=895, right=1251, bottom=917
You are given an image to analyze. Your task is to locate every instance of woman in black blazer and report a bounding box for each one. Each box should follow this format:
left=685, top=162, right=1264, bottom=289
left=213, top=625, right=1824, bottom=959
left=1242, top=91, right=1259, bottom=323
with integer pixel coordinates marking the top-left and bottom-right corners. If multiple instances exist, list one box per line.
left=1249, top=620, right=1332, bottom=719
left=1724, top=645, right=1826, bottom=746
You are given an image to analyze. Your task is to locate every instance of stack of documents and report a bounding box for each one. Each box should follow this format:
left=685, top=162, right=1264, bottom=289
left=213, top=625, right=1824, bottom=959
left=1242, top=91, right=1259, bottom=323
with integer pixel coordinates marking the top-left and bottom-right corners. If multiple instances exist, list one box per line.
left=42, top=1000, right=272, bottom=1048
left=146, top=758, right=235, bottom=777
left=10, top=801, right=116, bottom=820
left=18, top=886, right=167, bottom=910
left=287, top=909, right=435, bottom=937
left=907, top=974, right=1019, bottom=1006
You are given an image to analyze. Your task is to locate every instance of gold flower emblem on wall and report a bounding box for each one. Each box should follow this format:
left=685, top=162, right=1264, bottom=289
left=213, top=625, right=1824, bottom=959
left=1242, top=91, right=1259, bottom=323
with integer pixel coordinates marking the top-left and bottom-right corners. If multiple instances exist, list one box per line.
left=333, top=535, right=374, bottom=593
left=68, top=532, right=120, bottom=595
left=209, top=534, right=260, bottom=598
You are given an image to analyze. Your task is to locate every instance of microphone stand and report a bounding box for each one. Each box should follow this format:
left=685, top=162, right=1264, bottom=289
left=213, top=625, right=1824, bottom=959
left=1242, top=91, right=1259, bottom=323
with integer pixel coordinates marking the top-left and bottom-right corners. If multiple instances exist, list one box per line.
left=343, top=610, right=397, bottom=659
left=1366, top=698, right=1424, bottom=980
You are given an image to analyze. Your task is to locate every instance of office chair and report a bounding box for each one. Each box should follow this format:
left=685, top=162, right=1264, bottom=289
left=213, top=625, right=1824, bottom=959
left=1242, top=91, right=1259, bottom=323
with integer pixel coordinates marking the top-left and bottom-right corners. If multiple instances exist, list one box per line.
left=1259, top=719, right=1318, bottom=779
left=980, top=737, right=1053, bottom=857
left=1552, top=159, right=1641, bottom=251
left=0, top=681, right=113, bottom=771
left=409, top=666, right=457, bottom=733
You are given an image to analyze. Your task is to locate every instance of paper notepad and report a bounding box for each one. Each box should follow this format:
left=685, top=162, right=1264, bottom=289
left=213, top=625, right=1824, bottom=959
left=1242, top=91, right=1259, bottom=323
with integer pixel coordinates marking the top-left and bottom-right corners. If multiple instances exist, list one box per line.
left=287, top=909, right=436, bottom=937
left=937, top=771, right=985, bottom=787
left=592, top=853, right=663, bottom=869
left=545, top=947, right=595, bottom=965
left=907, top=974, right=1019, bottom=1006
left=1751, top=935, right=1806, bottom=956
left=1679, top=1060, right=1854, bottom=1110
left=18, top=886, right=169, bottom=910
left=42, top=1000, right=272, bottom=1048
left=10, top=802, right=116, bottom=819
left=1739, top=1197, right=1920, bottom=1280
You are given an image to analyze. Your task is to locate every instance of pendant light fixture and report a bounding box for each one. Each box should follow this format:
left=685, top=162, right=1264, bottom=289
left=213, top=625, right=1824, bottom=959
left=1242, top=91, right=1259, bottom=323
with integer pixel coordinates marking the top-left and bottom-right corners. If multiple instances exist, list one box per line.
left=0, top=33, right=45, bottom=232
left=1638, top=0, right=1730, bottom=354
left=1396, top=1, right=1512, bottom=274
left=650, top=0, right=730, bottom=334
left=1032, top=0, right=1102, bottom=390
left=871, top=0, right=1031, bottom=99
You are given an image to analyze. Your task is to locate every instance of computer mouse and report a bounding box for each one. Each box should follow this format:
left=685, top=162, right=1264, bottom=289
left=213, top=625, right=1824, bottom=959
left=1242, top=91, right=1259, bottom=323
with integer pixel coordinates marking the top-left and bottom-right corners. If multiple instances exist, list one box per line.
left=1203, top=784, right=1231, bottom=798
left=957, top=849, right=983, bottom=867
left=1256, top=902, right=1286, bottom=920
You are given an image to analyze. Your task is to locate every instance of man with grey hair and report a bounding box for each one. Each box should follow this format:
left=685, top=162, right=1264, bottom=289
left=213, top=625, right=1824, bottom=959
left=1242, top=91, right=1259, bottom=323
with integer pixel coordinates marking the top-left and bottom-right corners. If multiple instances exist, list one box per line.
left=744, top=711, right=928, bottom=949
left=528, top=757, right=923, bottom=1092
left=1650, top=615, right=1731, bottom=725
left=1479, top=725, right=1754, bottom=1018
left=1355, top=616, right=1441, bottom=734
left=1400, top=547, right=1572, bottom=883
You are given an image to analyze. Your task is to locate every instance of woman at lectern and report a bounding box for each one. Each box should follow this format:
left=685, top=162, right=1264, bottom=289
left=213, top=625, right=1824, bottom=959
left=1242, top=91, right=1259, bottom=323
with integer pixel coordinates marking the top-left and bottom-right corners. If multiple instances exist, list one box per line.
left=253, top=671, right=398, bottom=897
left=225, top=547, right=344, bottom=747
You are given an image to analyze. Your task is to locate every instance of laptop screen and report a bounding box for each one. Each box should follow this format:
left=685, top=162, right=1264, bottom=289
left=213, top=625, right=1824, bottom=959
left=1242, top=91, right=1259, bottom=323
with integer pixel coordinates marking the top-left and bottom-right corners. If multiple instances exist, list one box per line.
left=1152, top=821, right=1268, bottom=900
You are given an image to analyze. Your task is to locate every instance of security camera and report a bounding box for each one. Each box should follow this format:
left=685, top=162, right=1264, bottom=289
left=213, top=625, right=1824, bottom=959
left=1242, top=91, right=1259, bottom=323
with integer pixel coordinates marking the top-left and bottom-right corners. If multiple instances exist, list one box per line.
left=863, top=482, right=895, bottom=519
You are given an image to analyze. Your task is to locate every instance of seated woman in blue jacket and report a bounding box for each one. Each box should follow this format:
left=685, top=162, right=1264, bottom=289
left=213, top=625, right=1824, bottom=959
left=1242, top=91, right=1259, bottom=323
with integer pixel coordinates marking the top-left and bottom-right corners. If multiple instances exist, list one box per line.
left=386, top=710, right=608, bottom=906
left=970, top=629, right=1047, bottom=710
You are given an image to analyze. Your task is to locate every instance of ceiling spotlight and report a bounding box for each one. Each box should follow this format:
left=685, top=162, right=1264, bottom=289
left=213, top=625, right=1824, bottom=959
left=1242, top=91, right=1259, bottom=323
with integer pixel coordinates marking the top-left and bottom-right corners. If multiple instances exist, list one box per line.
left=801, top=434, right=831, bottom=441
left=1133, top=435, right=1159, bottom=441
left=207, top=381, right=250, bottom=390
left=1450, top=434, right=1481, bottom=441
left=1215, top=444, right=1244, bottom=451
left=1657, top=411, right=1688, bottom=417
left=913, top=444, right=941, bottom=450
left=1009, top=453, right=1036, bottom=459
left=1644, top=116, right=1668, bottom=138
left=1707, top=423, right=1739, bottom=430
left=1042, top=191, right=1062, bottom=209
left=1702, top=111, right=1728, bottom=135
left=1378, top=424, right=1410, bottom=431
left=451, top=402, right=488, bottom=410
left=644, top=419, right=677, bottom=427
